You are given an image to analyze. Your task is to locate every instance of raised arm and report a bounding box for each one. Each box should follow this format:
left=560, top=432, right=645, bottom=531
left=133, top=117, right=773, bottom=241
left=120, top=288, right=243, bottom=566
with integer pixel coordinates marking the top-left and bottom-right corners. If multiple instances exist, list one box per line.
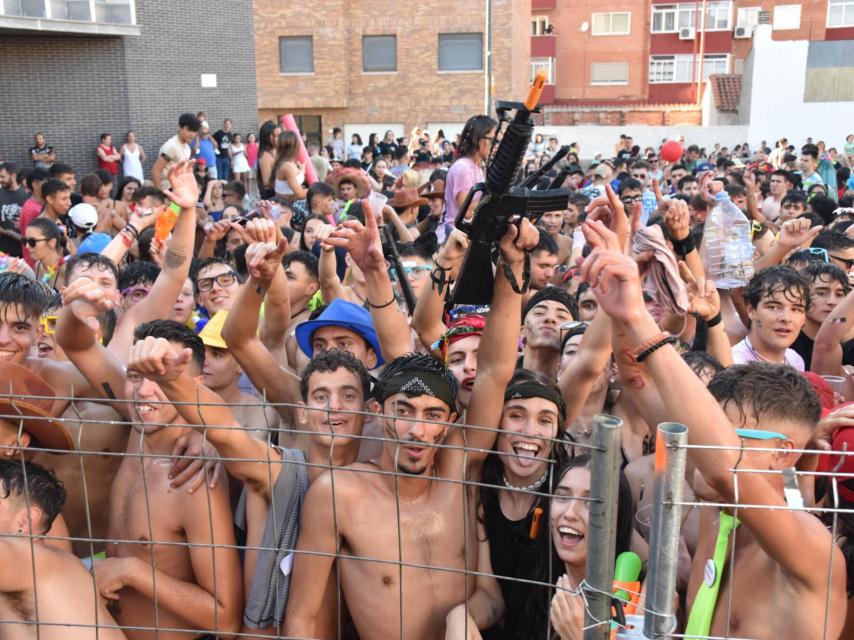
left=101, top=208, right=156, bottom=266
left=754, top=218, right=822, bottom=271
left=325, top=198, right=414, bottom=359
left=812, top=285, right=854, bottom=375
left=451, top=219, right=539, bottom=472
left=128, top=336, right=281, bottom=498
left=582, top=245, right=843, bottom=594
left=315, top=222, right=347, bottom=303
left=108, top=161, right=199, bottom=363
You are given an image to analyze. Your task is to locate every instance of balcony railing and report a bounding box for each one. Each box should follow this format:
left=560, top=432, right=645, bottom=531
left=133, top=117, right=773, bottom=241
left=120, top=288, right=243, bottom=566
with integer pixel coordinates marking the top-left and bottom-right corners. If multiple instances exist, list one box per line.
left=1, top=0, right=139, bottom=34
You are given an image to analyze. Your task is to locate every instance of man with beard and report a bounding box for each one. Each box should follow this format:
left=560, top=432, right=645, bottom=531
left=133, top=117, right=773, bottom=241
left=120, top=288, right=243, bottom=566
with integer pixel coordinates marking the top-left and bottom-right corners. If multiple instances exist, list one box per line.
left=284, top=203, right=539, bottom=638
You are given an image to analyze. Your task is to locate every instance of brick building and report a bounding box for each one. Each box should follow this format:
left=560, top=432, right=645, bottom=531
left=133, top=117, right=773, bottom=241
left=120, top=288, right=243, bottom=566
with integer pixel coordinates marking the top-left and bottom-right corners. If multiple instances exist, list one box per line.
left=532, top=0, right=854, bottom=126
left=0, top=0, right=258, bottom=175
left=254, top=0, right=531, bottom=145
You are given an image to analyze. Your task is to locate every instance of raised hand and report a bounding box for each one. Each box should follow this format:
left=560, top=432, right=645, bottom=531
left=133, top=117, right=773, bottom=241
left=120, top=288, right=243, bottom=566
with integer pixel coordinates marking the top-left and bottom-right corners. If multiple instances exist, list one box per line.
left=205, top=219, right=231, bottom=243
left=812, top=403, right=854, bottom=451
left=162, top=160, right=200, bottom=210
left=582, top=218, right=621, bottom=253
left=498, top=217, right=539, bottom=266
left=245, top=237, right=289, bottom=284
left=585, top=183, right=630, bottom=254
left=60, top=277, right=114, bottom=333
left=679, top=261, right=720, bottom=321
left=127, top=335, right=193, bottom=385
left=661, top=198, right=691, bottom=241
left=778, top=218, right=822, bottom=249
left=549, top=575, right=585, bottom=640
left=324, top=198, right=385, bottom=273
left=435, top=228, right=470, bottom=280
left=580, top=248, right=645, bottom=325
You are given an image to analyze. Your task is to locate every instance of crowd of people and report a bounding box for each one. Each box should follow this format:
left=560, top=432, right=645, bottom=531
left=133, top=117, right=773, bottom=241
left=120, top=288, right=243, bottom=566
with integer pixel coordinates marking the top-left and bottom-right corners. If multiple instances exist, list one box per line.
left=0, top=108, right=852, bottom=640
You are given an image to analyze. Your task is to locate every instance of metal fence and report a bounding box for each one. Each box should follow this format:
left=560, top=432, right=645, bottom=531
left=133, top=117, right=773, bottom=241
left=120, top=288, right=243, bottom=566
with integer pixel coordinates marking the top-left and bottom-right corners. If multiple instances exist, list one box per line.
left=0, top=393, right=850, bottom=640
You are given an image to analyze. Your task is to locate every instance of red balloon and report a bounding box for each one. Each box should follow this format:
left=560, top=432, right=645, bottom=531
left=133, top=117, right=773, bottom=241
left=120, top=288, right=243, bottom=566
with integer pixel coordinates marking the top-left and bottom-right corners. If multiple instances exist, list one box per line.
left=661, top=140, right=684, bottom=163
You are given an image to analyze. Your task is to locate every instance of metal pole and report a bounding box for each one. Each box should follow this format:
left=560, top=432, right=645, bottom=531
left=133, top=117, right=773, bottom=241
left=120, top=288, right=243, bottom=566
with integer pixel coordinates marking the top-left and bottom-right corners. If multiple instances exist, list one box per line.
left=584, top=413, right=623, bottom=640
left=643, top=422, right=688, bottom=639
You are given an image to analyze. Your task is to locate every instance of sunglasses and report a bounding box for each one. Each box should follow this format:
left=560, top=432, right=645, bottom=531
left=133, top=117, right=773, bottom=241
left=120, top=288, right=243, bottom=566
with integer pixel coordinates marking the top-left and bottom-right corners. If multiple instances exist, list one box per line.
left=621, top=195, right=643, bottom=205
left=805, top=247, right=829, bottom=262
left=734, top=428, right=788, bottom=441
left=197, top=271, right=237, bottom=292
left=40, top=315, right=58, bottom=335
left=25, top=237, right=49, bottom=248
left=830, top=254, right=854, bottom=270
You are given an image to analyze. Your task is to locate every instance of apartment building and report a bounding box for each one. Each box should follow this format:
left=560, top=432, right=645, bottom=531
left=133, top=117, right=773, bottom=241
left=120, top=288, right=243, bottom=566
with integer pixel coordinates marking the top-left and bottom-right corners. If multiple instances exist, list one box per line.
left=254, top=0, right=531, bottom=145
left=0, top=0, right=258, bottom=172
left=532, top=0, right=854, bottom=117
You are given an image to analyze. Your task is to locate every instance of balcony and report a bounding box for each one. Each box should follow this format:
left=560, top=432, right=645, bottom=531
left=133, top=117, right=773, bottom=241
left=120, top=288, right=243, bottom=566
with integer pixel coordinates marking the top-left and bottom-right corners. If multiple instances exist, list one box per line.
left=0, top=0, right=140, bottom=36
left=531, top=34, right=556, bottom=57
left=532, top=0, right=555, bottom=9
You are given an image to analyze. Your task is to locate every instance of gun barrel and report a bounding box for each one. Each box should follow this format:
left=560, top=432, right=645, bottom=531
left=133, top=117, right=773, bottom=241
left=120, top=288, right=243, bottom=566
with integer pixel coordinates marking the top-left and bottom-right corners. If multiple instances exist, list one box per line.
left=525, top=70, right=547, bottom=111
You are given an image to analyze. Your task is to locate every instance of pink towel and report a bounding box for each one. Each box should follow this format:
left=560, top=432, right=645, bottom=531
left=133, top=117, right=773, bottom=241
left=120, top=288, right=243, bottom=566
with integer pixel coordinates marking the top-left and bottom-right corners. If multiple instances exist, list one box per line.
left=632, top=225, right=690, bottom=316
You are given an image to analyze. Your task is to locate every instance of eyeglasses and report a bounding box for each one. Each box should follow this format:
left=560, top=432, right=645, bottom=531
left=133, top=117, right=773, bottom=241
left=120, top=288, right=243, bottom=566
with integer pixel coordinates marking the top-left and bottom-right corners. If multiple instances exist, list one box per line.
left=121, top=285, right=151, bottom=302
left=25, top=237, right=48, bottom=248
left=197, top=271, right=237, bottom=292
left=734, top=428, right=788, bottom=441
left=620, top=195, right=643, bottom=205
left=40, top=315, right=57, bottom=335
left=830, top=254, right=854, bottom=270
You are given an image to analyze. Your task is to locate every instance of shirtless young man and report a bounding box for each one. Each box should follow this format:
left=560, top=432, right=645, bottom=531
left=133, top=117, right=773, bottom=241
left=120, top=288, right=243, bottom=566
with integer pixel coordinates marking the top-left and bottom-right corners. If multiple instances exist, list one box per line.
left=0, top=459, right=127, bottom=640
left=56, top=278, right=242, bottom=639
left=284, top=202, right=539, bottom=639
left=580, top=246, right=846, bottom=639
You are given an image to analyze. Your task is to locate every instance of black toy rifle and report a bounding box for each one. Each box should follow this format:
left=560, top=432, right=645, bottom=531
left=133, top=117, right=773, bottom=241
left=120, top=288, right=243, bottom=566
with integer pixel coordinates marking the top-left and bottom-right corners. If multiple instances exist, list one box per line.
left=381, top=225, right=417, bottom=315
left=451, top=71, right=570, bottom=305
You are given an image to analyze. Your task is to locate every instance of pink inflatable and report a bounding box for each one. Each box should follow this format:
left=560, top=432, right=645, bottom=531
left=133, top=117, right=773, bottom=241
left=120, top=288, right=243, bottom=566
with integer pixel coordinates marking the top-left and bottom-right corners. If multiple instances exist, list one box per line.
left=280, top=114, right=319, bottom=185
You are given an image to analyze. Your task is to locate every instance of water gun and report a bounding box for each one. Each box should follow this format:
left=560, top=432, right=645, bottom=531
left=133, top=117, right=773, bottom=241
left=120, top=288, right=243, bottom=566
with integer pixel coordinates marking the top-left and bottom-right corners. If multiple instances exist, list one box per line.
left=610, top=551, right=642, bottom=639
left=154, top=202, right=180, bottom=242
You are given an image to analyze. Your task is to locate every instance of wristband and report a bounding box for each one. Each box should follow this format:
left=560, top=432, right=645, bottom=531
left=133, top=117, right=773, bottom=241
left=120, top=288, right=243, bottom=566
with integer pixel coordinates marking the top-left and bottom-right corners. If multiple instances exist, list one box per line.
left=500, top=253, right=532, bottom=294
left=635, top=335, right=679, bottom=363
left=629, top=332, right=671, bottom=363
left=124, top=223, right=140, bottom=238
left=671, top=235, right=695, bottom=257
left=367, top=292, right=396, bottom=309
left=169, top=202, right=181, bottom=214
left=705, top=312, right=722, bottom=328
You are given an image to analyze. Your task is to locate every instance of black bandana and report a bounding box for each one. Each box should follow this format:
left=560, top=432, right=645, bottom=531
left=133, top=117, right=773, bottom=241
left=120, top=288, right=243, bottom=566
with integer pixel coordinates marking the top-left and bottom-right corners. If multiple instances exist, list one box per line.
left=504, top=380, right=567, bottom=425
left=376, top=371, right=457, bottom=411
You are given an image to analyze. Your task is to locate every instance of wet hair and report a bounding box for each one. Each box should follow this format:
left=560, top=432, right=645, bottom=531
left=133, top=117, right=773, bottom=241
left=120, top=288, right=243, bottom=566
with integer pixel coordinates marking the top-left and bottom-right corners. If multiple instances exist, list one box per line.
left=800, top=261, right=851, bottom=294
left=813, top=230, right=854, bottom=253
left=284, top=251, right=319, bottom=282
left=64, top=253, right=119, bottom=287
left=0, top=459, right=66, bottom=534
left=681, top=350, right=725, bottom=378
left=708, top=362, right=821, bottom=430
left=40, top=178, right=70, bottom=201
left=118, top=261, right=161, bottom=292
left=178, top=112, right=201, bottom=132
left=132, top=186, right=167, bottom=206
left=786, top=248, right=830, bottom=268
left=299, top=348, right=372, bottom=401
left=743, top=265, right=809, bottom=310
left=522, top=286, right=579, bottom=322
left=532, top=231, right=558, bottom=257
left=0, top=272, right=50, bottom=321
left=457, top=114, right=498, bottom=158
left=134, top=319, right=205, bottom=373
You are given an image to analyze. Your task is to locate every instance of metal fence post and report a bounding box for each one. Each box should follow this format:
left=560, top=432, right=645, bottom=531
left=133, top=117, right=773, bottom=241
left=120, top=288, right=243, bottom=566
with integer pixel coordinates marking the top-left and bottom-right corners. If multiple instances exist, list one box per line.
left=643, top=422, right=688, bottom=639
left=584, top=413, right=623, bottom=640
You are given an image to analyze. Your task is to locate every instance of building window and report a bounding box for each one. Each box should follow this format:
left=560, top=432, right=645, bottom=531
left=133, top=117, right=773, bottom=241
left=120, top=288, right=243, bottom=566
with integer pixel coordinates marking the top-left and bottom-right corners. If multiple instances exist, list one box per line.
left=4, top=0, right=46, bottom=17
left=438, top=33, right=483, bottom=72
left=651, top=2, right=732, bottom=33
left=591, top=12, right=631, bottom=35
left=828, top=0, right=854, bottom=27
left=50, top=0, right=91, bottom=20
left=736, top=6, right=761, bottom=30
left=279, top=36, right=314, bottom=74
left=362, top=35, right=397, bottom=72
left=532, top=15, right=550, bottom=35
left=649, top=54, right=729, bottom=83
left=531, top=58, right=555, bottom=84
left=590, top=62, right=629, bottom=85
left=94, top=0, right=133, bottom=24
left=773, top=4, right=802, bottom=29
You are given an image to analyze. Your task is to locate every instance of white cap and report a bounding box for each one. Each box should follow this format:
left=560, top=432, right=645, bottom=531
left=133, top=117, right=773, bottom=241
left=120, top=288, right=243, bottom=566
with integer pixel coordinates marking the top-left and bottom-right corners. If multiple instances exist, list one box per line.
left=68, top=203, right=98, bottom=231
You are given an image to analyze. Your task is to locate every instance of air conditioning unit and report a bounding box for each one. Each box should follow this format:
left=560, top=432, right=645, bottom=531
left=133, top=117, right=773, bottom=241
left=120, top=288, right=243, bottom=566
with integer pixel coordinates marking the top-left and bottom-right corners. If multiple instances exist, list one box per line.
left=734, top=25, right=752, bottom=38
left=679, top=27, right=696, bottom=40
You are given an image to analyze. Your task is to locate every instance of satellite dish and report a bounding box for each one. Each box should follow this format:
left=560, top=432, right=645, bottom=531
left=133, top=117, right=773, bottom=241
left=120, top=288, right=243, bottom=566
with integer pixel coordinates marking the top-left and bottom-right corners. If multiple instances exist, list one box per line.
left=580, top=21, right=589, bottom=32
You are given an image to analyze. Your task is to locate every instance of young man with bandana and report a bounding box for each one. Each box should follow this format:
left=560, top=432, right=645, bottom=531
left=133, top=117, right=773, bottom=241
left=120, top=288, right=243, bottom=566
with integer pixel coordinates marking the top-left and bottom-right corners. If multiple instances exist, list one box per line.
left=578, top=238, right=846, bottom=640
left=284, top=201, right=540, bottom=638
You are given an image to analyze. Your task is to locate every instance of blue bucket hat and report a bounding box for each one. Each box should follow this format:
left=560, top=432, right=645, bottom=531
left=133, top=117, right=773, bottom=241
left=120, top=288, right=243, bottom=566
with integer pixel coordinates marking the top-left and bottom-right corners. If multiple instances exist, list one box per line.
left=295, top=298, right=384, bottom=367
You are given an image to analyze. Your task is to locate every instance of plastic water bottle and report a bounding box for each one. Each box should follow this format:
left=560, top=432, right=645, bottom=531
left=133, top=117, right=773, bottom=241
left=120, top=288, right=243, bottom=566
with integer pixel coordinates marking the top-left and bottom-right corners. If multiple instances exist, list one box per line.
left=701, top=191, right=754, bottom=288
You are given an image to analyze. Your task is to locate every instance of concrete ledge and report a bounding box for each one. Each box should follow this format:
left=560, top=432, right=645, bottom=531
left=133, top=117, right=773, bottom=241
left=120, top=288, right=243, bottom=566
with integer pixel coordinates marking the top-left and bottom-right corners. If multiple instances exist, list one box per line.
left=0, top=15, right=140, bottom=36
